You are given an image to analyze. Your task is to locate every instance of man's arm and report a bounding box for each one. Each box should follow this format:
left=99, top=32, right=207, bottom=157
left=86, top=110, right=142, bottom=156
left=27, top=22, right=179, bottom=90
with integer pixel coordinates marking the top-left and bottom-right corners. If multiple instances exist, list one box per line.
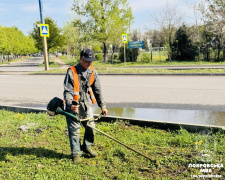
left=91, top=69, right=108, bottom=115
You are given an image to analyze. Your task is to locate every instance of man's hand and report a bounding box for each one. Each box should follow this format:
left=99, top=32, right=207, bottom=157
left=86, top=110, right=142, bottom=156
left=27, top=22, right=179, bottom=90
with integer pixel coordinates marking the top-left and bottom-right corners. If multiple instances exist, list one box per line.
left=71, top=105, right=79, bottom=114
left=102, top=108, right=108, bottom=116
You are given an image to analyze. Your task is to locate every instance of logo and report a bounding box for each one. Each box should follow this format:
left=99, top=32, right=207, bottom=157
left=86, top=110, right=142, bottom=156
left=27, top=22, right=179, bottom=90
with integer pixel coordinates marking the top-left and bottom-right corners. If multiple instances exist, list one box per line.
left=188, top=131, right=223, bottom=179
left=88, top=53, right=93, bottom=57
left=198, top=149, right=214, bottom=163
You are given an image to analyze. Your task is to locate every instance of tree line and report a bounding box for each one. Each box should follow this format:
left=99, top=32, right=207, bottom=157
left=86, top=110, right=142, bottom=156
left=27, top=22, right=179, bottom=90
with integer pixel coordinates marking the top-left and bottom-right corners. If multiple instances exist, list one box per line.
left=144, top=0, right=225, bottom=62
left=2, top=0, right=225, bottom=63
left=0, top=26, right=37, bottom=62
left=60, top=0, right=225, bottom=62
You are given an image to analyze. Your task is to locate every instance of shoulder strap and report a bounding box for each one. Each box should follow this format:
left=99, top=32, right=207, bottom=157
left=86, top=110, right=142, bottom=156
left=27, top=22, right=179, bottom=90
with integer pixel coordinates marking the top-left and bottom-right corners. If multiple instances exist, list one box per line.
left=69, top=66, right=79, bottom=101
left=89, top=66, right=95, bottom=86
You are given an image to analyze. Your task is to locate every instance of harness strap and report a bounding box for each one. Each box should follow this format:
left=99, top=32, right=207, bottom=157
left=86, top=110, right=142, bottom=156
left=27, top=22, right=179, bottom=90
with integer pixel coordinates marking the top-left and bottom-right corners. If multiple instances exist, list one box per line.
left=70, top=66, right=79, bottom=102
left=68, top=66, right=96, bottom=104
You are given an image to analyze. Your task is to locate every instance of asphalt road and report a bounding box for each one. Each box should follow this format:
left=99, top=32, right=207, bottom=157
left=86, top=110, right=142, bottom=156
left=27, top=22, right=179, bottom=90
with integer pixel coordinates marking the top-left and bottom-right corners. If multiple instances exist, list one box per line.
left=0, top=74, right=225, bottom=111
left=1, top=56, right=225, bottom=111
left=0, top=57, right=44, bottom=72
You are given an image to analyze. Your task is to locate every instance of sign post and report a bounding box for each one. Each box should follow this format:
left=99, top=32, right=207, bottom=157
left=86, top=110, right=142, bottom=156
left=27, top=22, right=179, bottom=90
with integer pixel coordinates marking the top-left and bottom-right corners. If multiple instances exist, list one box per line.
left=122, top=34, right=127, bottom=66
left=38, top=0, right=49, bottom=71
left=40, top=24, right=49, bottom=37
left=128, top=41, right=144, bottom=49
left=128, top=41, right=145, bottom=62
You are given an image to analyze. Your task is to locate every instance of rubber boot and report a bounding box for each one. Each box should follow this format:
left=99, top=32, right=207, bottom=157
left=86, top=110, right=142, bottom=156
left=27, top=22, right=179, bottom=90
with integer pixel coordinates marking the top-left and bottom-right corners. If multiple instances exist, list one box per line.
left=72, top=155, right=81, bottom=163
left=84, top=147, right=98, bottom=157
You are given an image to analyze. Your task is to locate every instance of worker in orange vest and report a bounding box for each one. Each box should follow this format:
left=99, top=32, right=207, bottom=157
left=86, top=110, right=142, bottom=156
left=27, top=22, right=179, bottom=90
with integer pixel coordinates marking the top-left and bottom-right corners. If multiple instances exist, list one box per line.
left=63, top=49, right=108, bottom=163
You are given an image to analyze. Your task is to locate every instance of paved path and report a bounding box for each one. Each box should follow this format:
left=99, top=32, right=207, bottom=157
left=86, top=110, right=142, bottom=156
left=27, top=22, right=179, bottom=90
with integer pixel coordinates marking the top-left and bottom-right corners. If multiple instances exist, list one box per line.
left=0, top=57, right=44, bottom=73
left=0, top=56, right=69, bottom=73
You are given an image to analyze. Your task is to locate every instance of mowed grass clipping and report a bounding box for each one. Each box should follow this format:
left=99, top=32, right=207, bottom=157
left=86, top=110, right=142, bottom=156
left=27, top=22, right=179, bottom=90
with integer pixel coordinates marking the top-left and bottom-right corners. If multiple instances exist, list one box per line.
left=0, top=110, right=224, bottom=179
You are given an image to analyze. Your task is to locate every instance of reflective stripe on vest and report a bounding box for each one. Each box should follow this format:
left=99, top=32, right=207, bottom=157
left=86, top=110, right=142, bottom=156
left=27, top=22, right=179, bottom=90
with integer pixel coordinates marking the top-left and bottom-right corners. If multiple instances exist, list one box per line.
left=69, top=66, right=96, bottom=104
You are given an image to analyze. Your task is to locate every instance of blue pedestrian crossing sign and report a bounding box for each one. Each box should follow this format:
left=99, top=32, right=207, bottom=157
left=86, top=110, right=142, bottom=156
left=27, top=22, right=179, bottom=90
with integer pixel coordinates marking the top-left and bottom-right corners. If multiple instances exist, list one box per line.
left=40, top=24, right=49, bottom=37
left=122, top=34, right=127, bottom=43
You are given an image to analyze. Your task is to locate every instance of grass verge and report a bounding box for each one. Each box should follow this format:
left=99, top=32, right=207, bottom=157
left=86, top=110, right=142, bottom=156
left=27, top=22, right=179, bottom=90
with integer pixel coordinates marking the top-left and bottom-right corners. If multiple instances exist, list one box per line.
left=0, top=110, right=224, bottom=179
left=32, top=66, right=225, bottom=75
left=31, top=55, right=225, bottom=74
left=58, top=55, right=225, bottom=66
left=39, top=59, right=60, bottom=68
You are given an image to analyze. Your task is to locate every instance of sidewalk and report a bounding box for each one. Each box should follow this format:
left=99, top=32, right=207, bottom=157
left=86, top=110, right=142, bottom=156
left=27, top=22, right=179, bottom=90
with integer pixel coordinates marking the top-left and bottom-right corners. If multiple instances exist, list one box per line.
left=0, top=56, right=70, bottom=75
left=52, top=56, right=69, bottom=69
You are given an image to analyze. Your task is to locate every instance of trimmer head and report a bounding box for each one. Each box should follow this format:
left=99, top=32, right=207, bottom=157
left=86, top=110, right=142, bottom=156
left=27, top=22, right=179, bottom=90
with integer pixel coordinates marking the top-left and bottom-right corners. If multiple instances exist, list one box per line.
left=47, top=97, right=64, bottom=116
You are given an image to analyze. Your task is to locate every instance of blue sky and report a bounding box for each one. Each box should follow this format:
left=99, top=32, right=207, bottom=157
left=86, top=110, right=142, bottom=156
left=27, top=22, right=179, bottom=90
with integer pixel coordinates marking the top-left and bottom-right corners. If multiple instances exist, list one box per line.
left=0, top=0, right=201, bottom=36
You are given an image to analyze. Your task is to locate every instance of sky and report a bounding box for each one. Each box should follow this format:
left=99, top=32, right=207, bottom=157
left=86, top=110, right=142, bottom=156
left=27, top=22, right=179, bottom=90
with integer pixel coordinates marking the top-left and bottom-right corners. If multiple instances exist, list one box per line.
left=0, top=0, right=201, bottom=36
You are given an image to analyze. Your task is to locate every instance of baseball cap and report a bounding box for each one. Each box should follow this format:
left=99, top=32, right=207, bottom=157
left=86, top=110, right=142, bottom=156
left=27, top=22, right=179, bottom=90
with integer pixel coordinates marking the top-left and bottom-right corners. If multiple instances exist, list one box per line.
left=80, top=49, right=97, bottom=62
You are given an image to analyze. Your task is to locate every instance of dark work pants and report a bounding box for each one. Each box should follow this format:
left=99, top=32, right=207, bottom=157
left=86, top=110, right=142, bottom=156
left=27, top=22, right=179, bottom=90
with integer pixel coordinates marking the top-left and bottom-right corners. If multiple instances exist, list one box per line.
left=66, top=107, right=95, bottom=157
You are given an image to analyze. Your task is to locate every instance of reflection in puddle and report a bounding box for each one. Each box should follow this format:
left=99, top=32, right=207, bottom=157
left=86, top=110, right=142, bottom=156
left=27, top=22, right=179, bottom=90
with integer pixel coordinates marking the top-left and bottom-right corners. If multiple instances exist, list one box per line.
left=93, top=107, right=225, bottom=126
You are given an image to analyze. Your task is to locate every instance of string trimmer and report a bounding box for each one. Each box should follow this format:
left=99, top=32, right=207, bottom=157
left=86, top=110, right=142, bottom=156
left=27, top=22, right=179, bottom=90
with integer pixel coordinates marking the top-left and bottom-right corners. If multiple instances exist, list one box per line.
left=47, top=97, right=158, bottom=166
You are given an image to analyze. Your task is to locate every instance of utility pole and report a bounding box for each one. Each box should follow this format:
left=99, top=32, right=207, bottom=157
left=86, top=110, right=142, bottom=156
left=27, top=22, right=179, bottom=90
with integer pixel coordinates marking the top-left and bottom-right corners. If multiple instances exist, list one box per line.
left=38, top=0, right=49, bottom=71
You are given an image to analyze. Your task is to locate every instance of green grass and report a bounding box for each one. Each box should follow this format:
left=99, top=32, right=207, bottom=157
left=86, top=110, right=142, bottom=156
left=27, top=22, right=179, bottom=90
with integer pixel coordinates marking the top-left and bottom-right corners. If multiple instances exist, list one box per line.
left=33, top=65, right=225, bottom=75
left=57, top=55, right=79, bottom=67
left=30, top=54, right=225, bottom=74
left=58, top=54, right=225, bottom=67
left=39, top=59, right=60, bottom=68
left=138, top=51, right=168, bottom=62
left=0, top=110, right=224, bottom=179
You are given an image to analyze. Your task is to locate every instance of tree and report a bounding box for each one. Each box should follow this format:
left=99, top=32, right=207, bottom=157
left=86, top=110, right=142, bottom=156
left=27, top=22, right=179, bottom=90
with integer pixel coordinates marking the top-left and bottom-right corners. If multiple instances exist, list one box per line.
left=199, top=0, right=225, bottom=60
left=30, top=17, right=65, bottom=52
left=187, top=2, right=206, bottom=61
left=143, top=36, right=149, bottom=51
left=72, top=0, right=134, bottom=62
left=119, top=29, right=139, bottom=62
left=25, top=35, right=38, bottom=55
left=0, top=26, right=7, bottom=54
left=172, top=25, right=197, bottom=61
left=10, top=27, right=26, bottom=55
left=0, top=26, right=37, bottom=62
left=149, top=1, right=183, bottom=59
left=63, top=21, right=80, bottom=57
left=146, top=30, right=165, bottom=47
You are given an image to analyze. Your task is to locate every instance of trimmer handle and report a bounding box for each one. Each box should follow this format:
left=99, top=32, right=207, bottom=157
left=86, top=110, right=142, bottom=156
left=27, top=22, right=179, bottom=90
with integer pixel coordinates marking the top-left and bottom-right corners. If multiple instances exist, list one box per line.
left=72, top=100, right=79, bottom=106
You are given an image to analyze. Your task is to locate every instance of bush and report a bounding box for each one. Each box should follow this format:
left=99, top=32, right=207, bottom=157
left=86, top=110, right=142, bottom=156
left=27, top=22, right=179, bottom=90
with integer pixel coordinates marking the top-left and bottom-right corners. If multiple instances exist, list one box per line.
left=92, top=44, right=102, bottom=52
left=95, top=53, right=103, bottom=61
left=113, top=54, right=119, bottom=60
left=141, top=53, right=151, bottom=62
left=119, top=45, right=139, bottom=62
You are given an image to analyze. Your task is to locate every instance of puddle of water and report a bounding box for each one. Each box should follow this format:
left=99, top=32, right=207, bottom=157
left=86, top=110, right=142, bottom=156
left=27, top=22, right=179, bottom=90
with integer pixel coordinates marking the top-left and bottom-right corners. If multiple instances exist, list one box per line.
left=93, top=107, right=225, bottom=126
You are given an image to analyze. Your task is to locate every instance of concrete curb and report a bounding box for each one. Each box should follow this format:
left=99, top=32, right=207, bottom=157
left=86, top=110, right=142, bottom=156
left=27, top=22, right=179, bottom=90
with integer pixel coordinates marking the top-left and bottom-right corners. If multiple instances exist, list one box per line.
left=0, top=105, right=46, bottom=114
left=97, top=115, right=225, bottom=133
left=1, top=105, right=224, bottom=133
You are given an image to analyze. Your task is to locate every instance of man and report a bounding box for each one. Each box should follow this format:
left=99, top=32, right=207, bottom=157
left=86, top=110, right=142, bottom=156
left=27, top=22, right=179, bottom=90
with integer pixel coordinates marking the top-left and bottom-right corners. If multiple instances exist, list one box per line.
left=63, top=49, right=108, bottom=163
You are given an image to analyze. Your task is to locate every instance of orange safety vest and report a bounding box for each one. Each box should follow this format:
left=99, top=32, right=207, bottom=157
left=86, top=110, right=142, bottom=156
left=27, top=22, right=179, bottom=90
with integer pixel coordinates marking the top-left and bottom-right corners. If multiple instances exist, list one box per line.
left=69, top=66, right=96, bottom=104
